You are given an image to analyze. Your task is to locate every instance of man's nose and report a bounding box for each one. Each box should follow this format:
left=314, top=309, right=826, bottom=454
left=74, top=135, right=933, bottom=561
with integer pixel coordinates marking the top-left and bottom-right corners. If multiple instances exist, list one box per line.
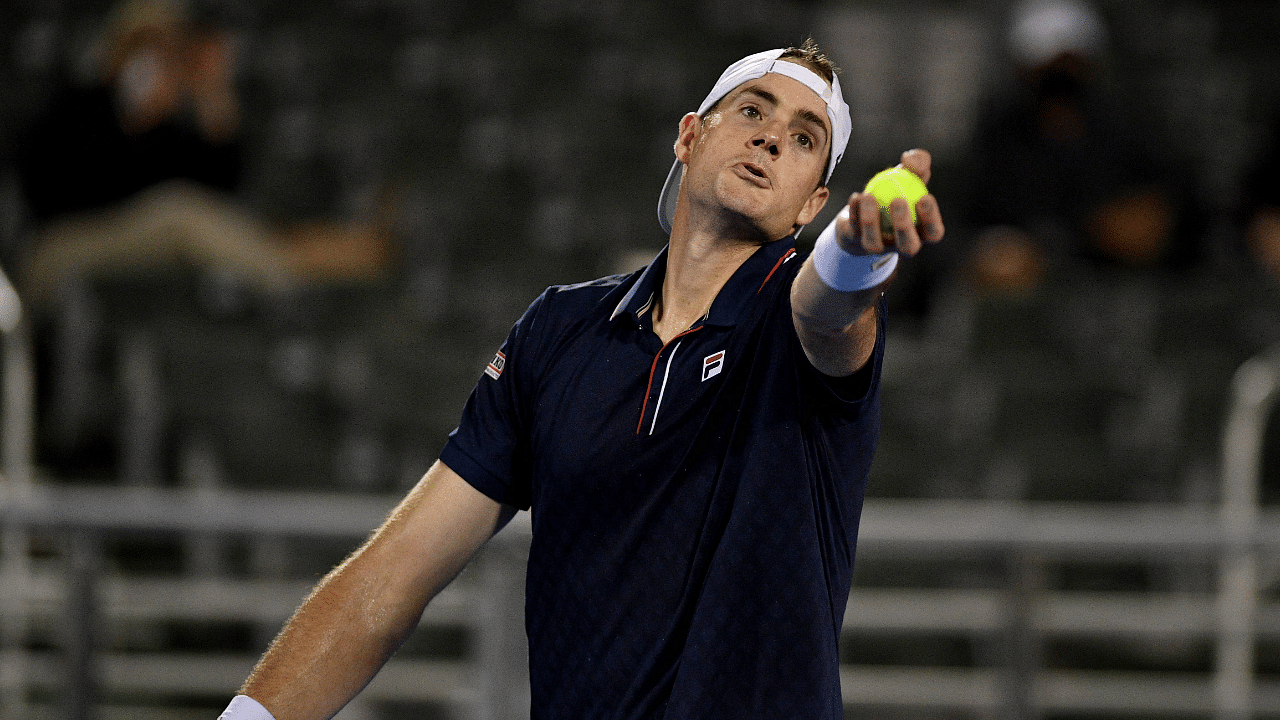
left=752, top=127, right=781, bottom=156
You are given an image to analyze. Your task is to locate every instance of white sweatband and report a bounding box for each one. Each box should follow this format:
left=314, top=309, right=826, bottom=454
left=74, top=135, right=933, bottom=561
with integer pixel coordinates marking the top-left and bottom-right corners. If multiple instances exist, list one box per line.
left=218, top=695, right=276, bottom=720
left=811, top=214, right=898, bottom=291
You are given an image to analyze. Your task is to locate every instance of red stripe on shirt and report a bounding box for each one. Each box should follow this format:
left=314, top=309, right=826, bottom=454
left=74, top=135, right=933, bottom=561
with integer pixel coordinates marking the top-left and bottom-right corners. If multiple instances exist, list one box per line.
left=636, top=326, right=703, bottom=435
left=757, top=247, right=797, bottom=294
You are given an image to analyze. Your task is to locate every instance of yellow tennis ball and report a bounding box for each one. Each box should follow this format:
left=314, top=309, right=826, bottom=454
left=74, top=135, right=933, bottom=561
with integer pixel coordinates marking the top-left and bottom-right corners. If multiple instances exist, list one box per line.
left=864, top=167, right=928, bottom=235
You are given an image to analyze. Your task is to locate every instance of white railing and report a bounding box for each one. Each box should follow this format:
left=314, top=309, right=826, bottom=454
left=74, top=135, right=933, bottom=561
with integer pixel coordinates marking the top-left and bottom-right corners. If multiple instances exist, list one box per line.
left=0, top=265, right=34, bottom=720
left=5, top=490, right=1280, bottom=718
left=1217, top=344, right=1280, bottom=720
left=0, top=487, right=532, bottom=720
left=3, top=276, right=1280, bottom=718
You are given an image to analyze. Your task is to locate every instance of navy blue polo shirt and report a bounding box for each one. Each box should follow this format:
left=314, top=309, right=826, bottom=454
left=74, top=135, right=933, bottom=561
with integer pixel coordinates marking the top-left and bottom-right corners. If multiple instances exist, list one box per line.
left=440, top=236, right=884, bottom=720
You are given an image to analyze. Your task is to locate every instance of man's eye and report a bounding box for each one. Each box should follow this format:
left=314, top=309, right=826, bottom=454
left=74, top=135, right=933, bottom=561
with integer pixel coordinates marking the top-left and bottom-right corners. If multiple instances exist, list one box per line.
left=796, top=134, right=812, bottom=148
left=743, top=106, right=760, bottom=119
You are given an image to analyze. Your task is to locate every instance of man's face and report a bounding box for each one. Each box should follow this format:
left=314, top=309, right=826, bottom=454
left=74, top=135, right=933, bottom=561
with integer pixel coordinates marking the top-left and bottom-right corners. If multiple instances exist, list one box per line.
left=676, top=66, right=832, bottom=241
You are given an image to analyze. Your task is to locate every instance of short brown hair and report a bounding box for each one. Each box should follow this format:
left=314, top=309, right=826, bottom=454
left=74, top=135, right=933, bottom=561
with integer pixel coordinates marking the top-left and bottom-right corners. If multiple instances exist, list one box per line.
left=779, top=37, right=840, bottom=85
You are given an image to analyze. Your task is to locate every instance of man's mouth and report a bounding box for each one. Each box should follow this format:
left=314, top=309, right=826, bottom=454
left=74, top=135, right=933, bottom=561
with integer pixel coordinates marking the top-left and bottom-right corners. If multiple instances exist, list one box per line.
left=735, top=162, right=770, bottom=187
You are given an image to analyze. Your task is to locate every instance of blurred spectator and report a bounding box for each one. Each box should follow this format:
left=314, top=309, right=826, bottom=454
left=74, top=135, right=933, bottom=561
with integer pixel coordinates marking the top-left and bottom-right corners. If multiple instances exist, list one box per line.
left=18, top=0, right=240, bottom=220
left=1245, top=117, right=1280, bottom=506
left=1242, top=113, right=1280, bottom=279
left=11, top=0, right=395, bottom=479
left=13, top=0, right=395, bottom=312
left=12, top=0, right=300, bottom=309
left=961, top=0, right=1192, bottom=294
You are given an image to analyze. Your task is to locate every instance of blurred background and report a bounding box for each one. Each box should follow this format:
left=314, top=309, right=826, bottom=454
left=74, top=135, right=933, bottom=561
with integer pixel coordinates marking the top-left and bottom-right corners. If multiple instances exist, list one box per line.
left=2, top=0, right=1280, bottom=718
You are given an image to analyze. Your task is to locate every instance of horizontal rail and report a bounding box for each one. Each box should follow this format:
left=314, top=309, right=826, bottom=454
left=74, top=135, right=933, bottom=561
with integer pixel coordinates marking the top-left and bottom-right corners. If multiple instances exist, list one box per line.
left=841, top=667, right=1280, bottom=713
left=11, top=490, right=1280, bottom=616
left=15, top=572, right=1280, bottom=640
left=6, top=488, right=1280, bottom=555
left=844, top=588, right=1280, bottom=637
left=7, top=651, right=474, bottom=705
left=15, top=648, right=1280, bottom=716
left=4, top=571, right=477, bottom=626
left=857, top=500, right=1280, bottom=557
left=0, top=485, right=404, bottom=539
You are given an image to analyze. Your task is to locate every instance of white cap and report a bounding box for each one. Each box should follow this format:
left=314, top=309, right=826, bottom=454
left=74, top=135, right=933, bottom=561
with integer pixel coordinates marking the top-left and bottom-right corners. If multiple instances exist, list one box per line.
left=1009, top=0, right=1107, bottom=68
left=657, top=48, right=852, bottom=235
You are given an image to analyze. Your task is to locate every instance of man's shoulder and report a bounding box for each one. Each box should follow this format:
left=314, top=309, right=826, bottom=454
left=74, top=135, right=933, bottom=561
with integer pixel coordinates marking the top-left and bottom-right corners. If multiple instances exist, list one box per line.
left=535, top=271, right=639, bottom=319
left=549, top=271, right=633, bottom=296
left=507, top=271, right=639, bottom=362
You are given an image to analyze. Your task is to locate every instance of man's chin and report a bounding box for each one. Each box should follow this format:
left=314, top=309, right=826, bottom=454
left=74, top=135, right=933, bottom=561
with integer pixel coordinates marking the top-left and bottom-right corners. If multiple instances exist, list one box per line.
left=713, top=208, right=787, bottom=244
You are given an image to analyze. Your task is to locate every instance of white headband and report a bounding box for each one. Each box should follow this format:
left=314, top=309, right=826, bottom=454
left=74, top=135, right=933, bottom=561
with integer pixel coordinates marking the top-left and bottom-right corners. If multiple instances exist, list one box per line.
left=657, top=48, right=852, bottom=235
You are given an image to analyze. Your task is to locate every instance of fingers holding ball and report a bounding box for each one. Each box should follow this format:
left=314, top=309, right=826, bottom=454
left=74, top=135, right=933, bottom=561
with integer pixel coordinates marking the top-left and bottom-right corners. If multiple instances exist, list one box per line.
left=862, top=166, right=929, bottom=255
left=899, top=148, right=933, bottom=184
left=836, top=154, right=945, bottom=255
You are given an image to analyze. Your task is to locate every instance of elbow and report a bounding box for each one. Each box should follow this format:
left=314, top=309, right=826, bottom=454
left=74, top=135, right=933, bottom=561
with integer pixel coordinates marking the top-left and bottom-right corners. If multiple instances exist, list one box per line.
left=792, top=307, right=860, bottom=338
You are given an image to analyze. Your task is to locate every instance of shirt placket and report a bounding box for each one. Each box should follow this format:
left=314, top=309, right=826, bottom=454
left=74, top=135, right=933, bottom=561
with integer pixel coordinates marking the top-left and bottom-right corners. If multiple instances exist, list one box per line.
left=636, top=327, right=702, bottom=436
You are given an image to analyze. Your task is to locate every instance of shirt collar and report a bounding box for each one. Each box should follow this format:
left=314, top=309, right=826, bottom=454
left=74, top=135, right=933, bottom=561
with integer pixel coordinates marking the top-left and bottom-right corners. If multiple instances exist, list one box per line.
left=610, top=236, right=798, bottom=327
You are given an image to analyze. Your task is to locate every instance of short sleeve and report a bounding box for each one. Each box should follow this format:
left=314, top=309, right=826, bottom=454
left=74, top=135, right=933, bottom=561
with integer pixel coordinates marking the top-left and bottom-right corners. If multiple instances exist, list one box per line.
left=439, top=291, right=549, bottom=510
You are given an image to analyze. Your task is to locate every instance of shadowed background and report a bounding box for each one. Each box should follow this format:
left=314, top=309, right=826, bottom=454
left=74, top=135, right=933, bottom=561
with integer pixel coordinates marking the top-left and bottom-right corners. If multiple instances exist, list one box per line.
left=2, top=0, right=1280, bottom=718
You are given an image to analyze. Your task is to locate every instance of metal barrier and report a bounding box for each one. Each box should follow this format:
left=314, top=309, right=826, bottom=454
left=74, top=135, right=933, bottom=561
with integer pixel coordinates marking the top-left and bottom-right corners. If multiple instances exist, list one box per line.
left=4, top=491, right=1280, bottom=718
left=0, top=486, right=531, bottom=720
left=1217, top=344, right=1280, bottom=720
left=0, top=266, right=34, bottom=719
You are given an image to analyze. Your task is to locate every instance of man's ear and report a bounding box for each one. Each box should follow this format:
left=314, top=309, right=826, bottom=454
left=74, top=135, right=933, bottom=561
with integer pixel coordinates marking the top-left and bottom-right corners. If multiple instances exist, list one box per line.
left=795, top=184, right=830, bottom=228
left=674, top=112, right=701, bottom=164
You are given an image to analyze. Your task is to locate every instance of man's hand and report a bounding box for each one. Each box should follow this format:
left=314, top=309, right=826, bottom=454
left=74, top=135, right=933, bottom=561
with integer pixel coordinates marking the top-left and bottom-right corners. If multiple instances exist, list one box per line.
left=833, top=149, right=945, bottom=258
left=791, top=149, right=945, bottom=378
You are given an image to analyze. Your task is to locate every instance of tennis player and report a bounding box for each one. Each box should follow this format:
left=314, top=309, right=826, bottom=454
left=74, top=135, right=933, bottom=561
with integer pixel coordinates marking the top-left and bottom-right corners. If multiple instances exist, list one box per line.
left=220, top=38, right=944, bottom=720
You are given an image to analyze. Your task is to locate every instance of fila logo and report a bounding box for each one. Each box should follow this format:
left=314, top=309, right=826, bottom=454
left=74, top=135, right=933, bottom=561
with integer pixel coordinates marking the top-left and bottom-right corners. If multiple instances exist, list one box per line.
left=484, top=351, right=506, bottom=380
left=702, top=350, right=725, bottom=382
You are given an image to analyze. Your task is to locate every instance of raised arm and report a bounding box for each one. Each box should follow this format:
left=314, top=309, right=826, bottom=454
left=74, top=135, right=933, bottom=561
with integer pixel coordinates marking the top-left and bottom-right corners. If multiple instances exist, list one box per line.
left=233, top=460, right=516, bottom=720
left=791, top=149, right=945, bottom=377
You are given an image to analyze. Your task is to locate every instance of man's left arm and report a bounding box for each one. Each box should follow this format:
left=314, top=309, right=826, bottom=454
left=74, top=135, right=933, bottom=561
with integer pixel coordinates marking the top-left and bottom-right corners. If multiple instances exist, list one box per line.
left=791, top=149, right=945, bottom=377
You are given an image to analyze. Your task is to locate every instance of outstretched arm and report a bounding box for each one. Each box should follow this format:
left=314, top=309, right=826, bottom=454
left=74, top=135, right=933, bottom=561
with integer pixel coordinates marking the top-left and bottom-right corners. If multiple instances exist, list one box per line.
left=235, top=460, right=516, bottom=720
left=791, top=149, right=944, bottom=377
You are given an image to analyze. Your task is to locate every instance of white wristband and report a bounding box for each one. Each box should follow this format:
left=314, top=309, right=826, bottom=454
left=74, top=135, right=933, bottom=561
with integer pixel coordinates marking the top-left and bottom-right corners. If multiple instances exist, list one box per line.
left=810, top=213, right=898, bottom=292
left=218, top=695, right=276, bottom=720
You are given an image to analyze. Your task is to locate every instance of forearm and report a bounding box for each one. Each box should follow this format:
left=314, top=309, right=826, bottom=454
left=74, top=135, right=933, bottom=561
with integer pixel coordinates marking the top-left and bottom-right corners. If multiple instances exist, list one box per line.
left=791, top=255, right=882, bottom=377
left=237, top=461, right=507, bottom=720
left=791, top=253, right=886, bottom=332
left=790, top=204, right=893, bottom=378
left=239, top=543, right=431, bottom=719
left=789, top=150, right=943, bottom=377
